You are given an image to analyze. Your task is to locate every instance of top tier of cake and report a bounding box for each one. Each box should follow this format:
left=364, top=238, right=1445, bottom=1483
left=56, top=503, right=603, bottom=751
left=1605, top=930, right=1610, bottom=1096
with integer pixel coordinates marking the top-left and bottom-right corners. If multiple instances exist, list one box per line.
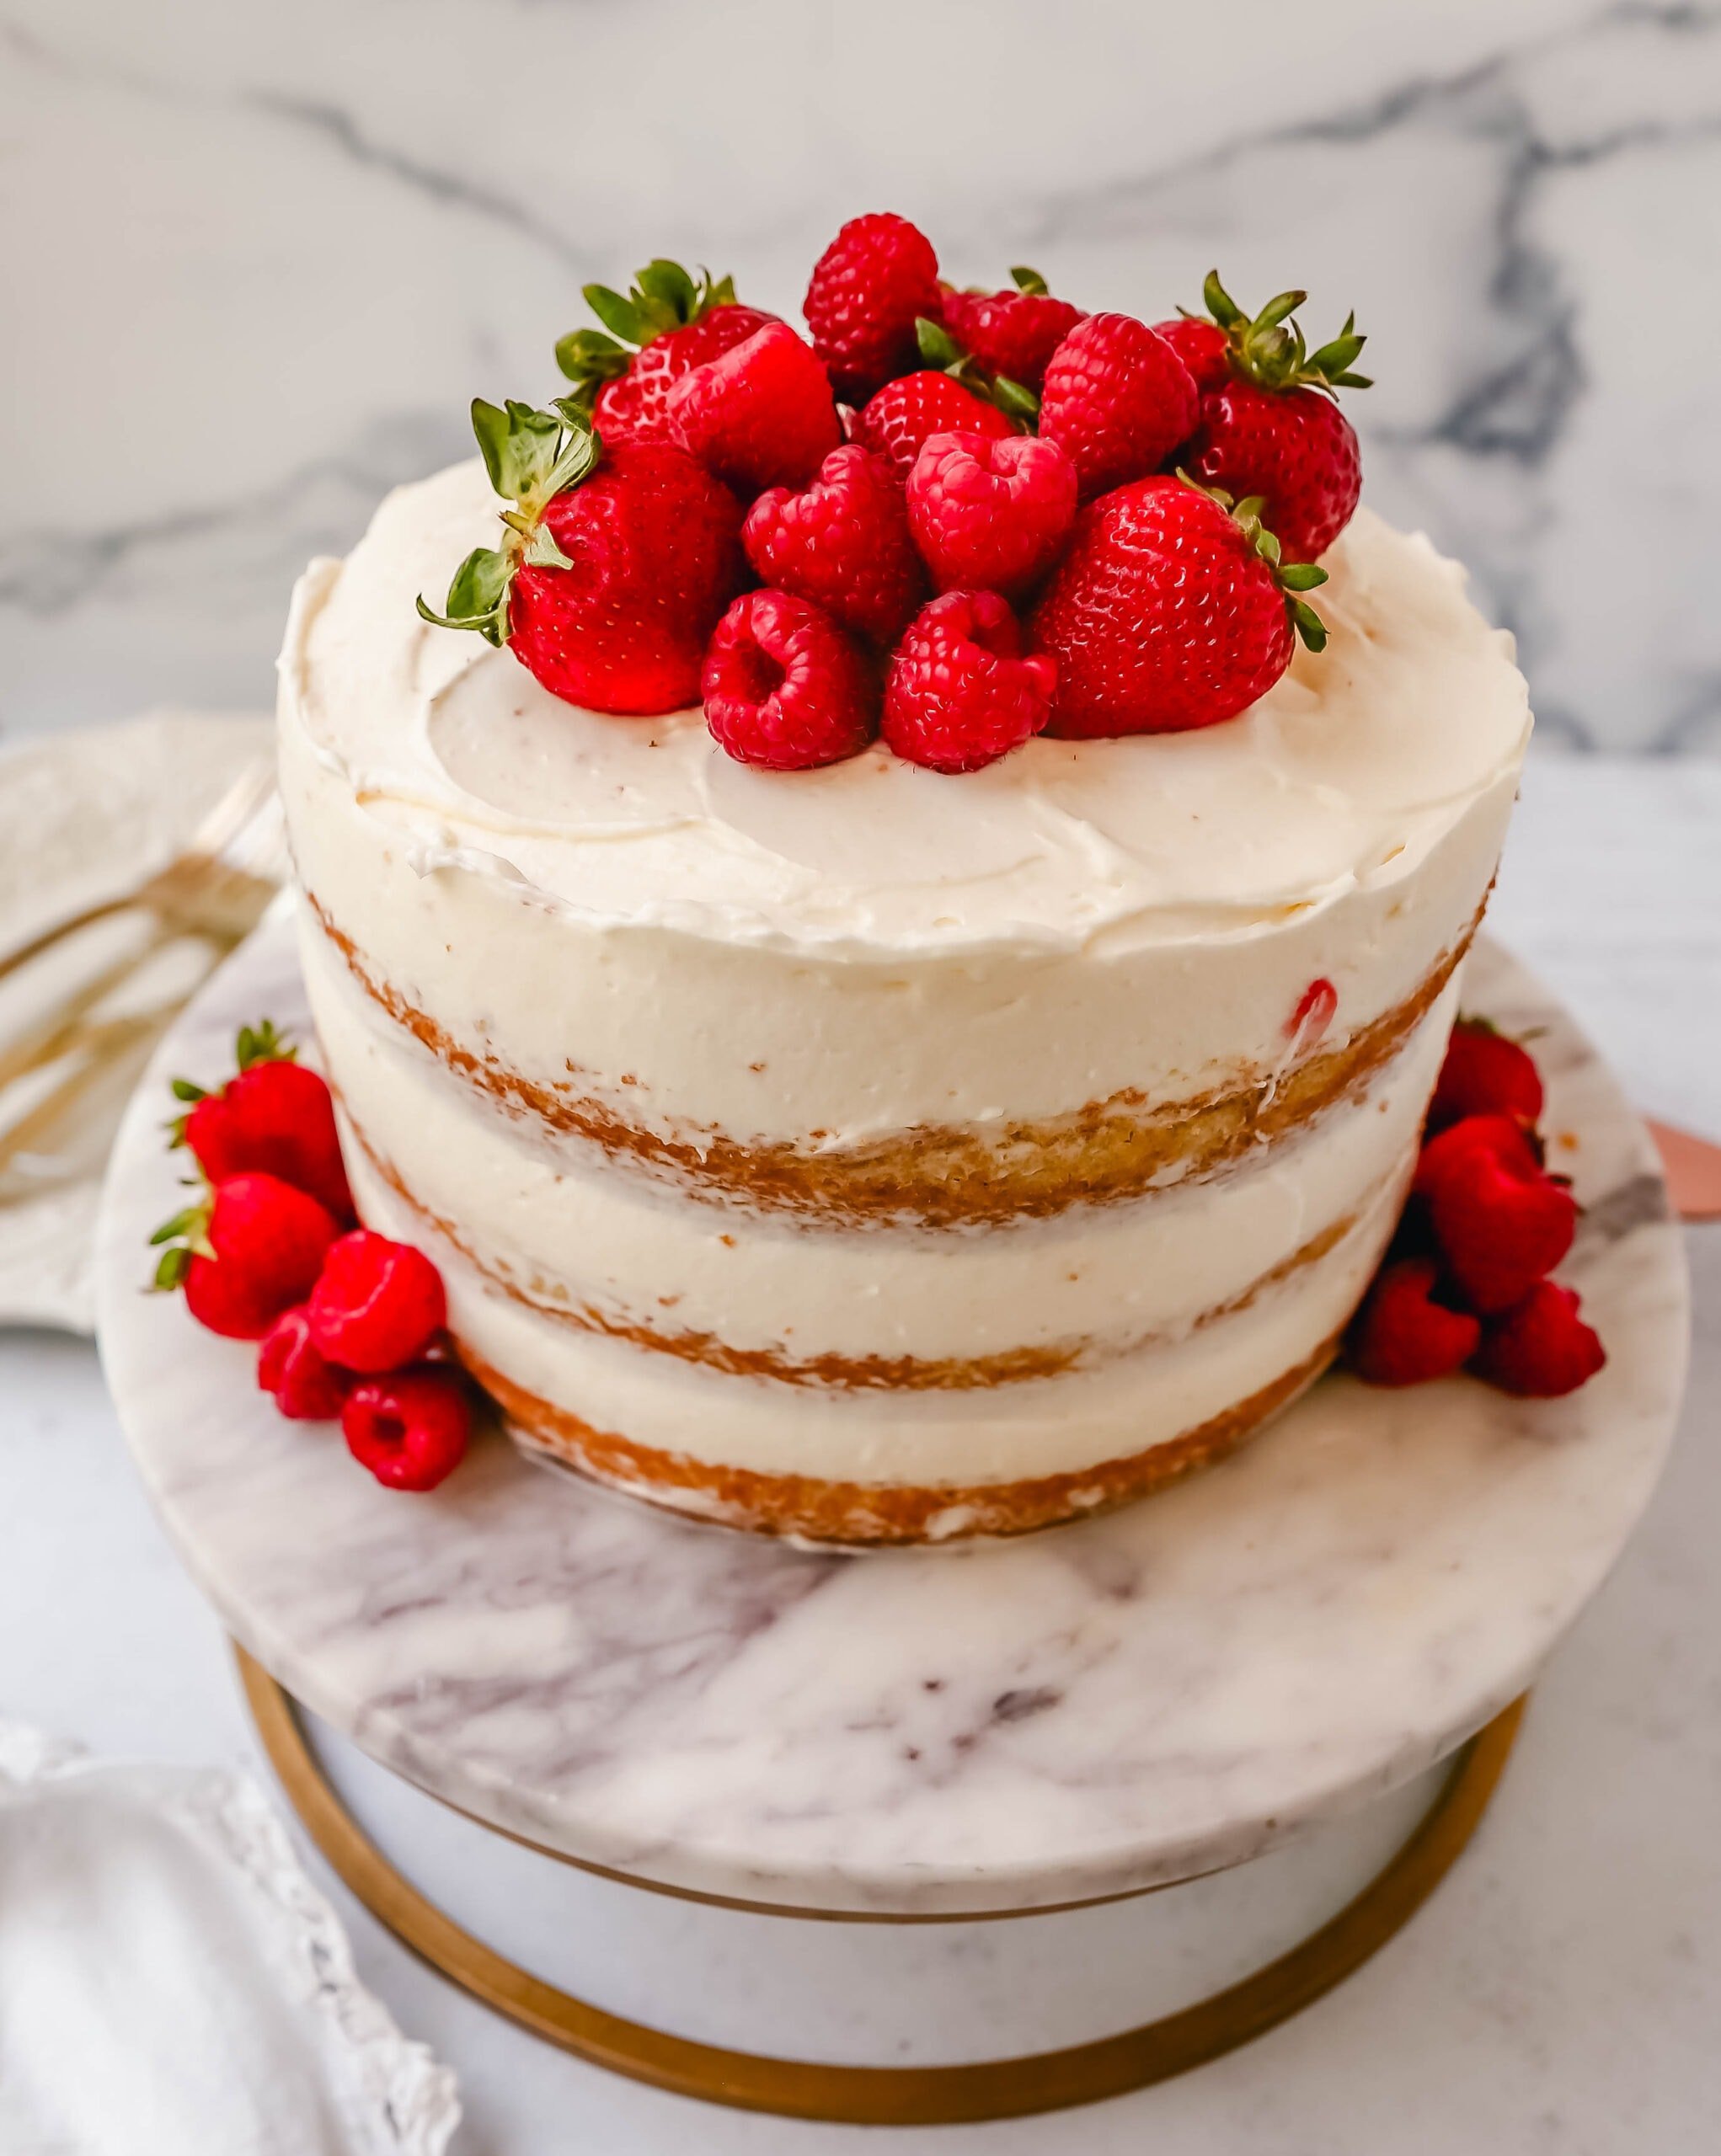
left=283, top=459, right=1528, bottom=1176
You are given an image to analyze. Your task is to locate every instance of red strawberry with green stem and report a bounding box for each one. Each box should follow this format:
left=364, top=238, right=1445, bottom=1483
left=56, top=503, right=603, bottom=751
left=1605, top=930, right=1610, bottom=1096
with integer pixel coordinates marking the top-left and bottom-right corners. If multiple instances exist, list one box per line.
left=1028, top=475, right=1328, bottom=737
left=152, top=1171, right=339, bottom=1340
left=804, top=213, right=943, bottom=405
left=666, top=321, right=842, bottom=497
left=418, top=398, right=745, bottom=715
left=1179, top=270, right=1371, bottom=559
left=936, top=265, right=1085, bottom=396
left=554, top=258, right=775, bottom=446
left=172, top=1021, right=353, bottom=1224
left=1037, top=313, right=1200, bottom=501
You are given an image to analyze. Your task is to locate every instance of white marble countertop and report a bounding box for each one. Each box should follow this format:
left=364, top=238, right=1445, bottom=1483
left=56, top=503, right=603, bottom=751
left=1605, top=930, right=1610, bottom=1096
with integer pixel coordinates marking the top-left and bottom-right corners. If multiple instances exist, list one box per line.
left=3, top=752, right=1718, bottom=2151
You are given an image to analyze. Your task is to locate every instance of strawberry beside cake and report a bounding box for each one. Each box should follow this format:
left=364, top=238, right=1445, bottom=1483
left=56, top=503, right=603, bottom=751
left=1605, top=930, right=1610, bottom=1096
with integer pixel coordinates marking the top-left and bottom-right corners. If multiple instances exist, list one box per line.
left=274, top=223, right=1533, bottom=1542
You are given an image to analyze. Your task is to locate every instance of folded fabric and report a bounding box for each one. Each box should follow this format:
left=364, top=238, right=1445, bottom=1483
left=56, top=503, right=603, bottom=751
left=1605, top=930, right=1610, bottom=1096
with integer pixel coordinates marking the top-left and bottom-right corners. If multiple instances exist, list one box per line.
left=0, top=1720, right=457, bottom=2156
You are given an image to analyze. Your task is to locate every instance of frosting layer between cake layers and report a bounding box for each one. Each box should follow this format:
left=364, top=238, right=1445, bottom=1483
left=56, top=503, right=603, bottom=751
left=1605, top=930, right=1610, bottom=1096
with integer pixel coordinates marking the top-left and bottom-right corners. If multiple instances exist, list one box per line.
left=279, top=457, right=1531, bottom=1541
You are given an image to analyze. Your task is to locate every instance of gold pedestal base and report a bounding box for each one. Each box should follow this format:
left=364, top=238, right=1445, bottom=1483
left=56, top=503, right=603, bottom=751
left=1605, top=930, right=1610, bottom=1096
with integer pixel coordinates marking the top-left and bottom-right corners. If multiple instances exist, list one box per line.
left=237, top=1645, right=1524, bottom=2127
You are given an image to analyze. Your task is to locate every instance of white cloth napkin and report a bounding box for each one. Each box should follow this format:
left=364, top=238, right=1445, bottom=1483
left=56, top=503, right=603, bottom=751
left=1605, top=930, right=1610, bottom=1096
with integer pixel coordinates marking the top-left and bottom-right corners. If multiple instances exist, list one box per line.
left=0, top=1721, right=458, bottom=2156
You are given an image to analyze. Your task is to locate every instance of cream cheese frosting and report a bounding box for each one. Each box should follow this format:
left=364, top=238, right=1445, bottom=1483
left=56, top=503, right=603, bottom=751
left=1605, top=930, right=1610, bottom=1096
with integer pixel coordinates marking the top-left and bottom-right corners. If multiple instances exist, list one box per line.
left=278, top=454, right=1531, bottom=1537
left=282, top=458, right=1529, bottom=962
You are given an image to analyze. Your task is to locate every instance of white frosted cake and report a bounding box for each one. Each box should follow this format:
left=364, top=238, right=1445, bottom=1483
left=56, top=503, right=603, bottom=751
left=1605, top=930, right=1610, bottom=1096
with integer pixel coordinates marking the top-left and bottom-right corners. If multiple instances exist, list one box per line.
left=278, top=455, right=1529, bottom=1542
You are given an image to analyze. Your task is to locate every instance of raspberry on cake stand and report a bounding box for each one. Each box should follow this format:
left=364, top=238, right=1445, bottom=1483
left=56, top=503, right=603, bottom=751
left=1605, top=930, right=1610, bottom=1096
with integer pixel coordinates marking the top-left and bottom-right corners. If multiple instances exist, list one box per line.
left=94, top=917, right=1689, bottom=2124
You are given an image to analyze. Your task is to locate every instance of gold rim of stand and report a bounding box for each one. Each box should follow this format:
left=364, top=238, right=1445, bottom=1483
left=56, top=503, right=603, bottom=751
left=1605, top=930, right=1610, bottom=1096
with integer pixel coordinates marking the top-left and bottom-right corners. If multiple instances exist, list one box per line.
left=236, top=1641, right=1523, bottom=2125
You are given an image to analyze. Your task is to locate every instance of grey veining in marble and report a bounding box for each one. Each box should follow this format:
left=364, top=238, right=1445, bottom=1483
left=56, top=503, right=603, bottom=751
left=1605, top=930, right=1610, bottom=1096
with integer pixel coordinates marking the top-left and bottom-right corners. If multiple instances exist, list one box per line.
left=94, top=920, right=1689, bottom=1915
left=5, top=0, right=1721, bottom=751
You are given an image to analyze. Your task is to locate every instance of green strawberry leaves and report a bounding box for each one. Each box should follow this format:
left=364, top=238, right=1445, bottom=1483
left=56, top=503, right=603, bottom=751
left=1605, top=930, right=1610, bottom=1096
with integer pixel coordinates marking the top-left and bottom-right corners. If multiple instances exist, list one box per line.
left=913, top=315, right=1036, bottom=426
left=1176, top=471, right=1331, bottom=653
left=1193, top=271, right=1372, bottom=397
left=555, top=259, right=739, bottom=402
left=416, top=397, right=598, bottom=647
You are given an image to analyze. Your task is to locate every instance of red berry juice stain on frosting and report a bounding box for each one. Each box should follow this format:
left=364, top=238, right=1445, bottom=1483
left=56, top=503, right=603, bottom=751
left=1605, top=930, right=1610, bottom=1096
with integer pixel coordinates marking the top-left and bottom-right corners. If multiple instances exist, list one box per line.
left=1287, top=977, right=1338, bottom=1053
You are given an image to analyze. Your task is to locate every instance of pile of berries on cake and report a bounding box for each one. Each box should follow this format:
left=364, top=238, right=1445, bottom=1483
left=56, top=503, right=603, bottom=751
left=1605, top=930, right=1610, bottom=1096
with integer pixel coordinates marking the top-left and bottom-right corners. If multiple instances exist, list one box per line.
left=152, top=1025, right=469, bottom=1492
left=1347, top=1019, right=1606, bottom=1398
left=420, top=213, right=1371, bottom=771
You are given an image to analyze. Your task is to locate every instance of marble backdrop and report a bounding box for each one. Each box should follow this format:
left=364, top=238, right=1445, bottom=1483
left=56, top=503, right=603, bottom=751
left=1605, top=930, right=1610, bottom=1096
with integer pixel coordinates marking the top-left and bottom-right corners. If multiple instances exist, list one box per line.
left=3, top=0, right=1719, bottom=752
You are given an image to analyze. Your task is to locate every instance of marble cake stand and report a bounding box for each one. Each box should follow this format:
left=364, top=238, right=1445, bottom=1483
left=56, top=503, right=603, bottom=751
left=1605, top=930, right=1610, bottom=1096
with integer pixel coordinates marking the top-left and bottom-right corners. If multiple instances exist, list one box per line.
left=94, top=916, right=1690, bottom=2121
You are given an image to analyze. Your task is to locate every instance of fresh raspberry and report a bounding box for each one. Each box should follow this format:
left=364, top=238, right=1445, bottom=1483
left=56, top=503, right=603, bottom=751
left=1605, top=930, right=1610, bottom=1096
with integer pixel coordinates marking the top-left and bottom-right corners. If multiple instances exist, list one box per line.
left=307, top=1229, right=447, bottom=1374
left=938, top=275, right=1084, bottom=393
left=665, top=321, right=842, bottom=497
left=1472, top=1281, right=1606, bottom=1398
left=906, top=431, right=1077, bottom=599
left=882, top=590, right=1056, bottom=775
left=1176, top=271, right=1371, bottom=558
left=1424, top=1140, right=1577, bottom=1315
left=590, top=310, right=776, bottom=444
left=1150, top=316, right=1232, bottom=392
left=1185, top=379, right=1360, bottom=561
left=553, top=256, right=774, bottom=443
left=1028, top=476, right=1325, bottom=736
left=420, top=402, right=746, bottom=718
left=153, top=1172, right=340, bottom=1342
left=804, top=213, right=942, bottom=404
left=1428, top=1020, right=1546, bottom=1135
left=1412, top=1113, right=1542, bottom=1201
left=1348, top=1257, right=1481, bottom=1386
left=1037, top=314, right=1199, bottom=501
left=853, top=372, right=1015, bottom=483
left=257, top=1304, right=351, bottom=1420
left=743, top=446, right=925, bottom=645
left=178, top=1024, right=353, bottom=1224
left=343, top=1368, right=472, bottom=1492
left=703, top=590, right=878, bottom=770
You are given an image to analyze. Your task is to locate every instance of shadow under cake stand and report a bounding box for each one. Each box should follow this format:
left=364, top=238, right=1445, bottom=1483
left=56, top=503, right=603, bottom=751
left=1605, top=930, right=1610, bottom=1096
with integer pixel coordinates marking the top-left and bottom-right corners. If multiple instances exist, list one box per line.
left=94, top=918, right=1690, bottom=2124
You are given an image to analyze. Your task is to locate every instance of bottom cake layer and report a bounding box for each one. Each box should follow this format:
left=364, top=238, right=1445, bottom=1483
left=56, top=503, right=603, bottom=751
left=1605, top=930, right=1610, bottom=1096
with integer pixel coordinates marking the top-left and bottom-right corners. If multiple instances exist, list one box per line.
left=463, top=1330, right=1344, bottom=1545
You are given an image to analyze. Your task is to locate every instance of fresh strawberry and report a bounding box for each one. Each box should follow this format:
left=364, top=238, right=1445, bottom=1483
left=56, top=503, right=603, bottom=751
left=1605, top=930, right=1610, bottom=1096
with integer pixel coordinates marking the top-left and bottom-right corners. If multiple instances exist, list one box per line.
left=344, top=1368, right=471, bottom=1492
left=937, top=266, right=1084, bottom=394
left=174, top=1021, right=353, bottom=1225
left=703, top=590, right=878, bottom=770
left=553, top=257, right=775, bottom=446
left=419, top=400, right=744, bottom=715
left=307, top=1229, right=447, bottom=1374
left=804, top=213, right=942, bottom=404
left=1472, top=1281, right=1606, bottom=1398
left=1428, top=1019, right=1546, bottom=1134
left=743, top=446, right=925, bottom=645
left=665, top=320, right=842, bottom=496
left=152, top=1172, right=339, bottom=1341
left=1038, top=314, right=1199, bottom=501
left=1425, top=1142, right=1577, bottom=1315
left=906, top=431, right=1077, bottom=598
left=258, top=1303, right=351, bottom=1420
left=853, top=371, right=1015, bottom=483
left=1027, top=476, right=1328, bottom=736
left=1413, top=1113, right=1542, bottom=1201
left=1349, top=1257, right=1481, bottom=1386
left=1150, top=314, right=1232, bottom=392
left=883, top=590, right=1056, bottom=775
left=1179, top=271, right=1370, bottom=558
